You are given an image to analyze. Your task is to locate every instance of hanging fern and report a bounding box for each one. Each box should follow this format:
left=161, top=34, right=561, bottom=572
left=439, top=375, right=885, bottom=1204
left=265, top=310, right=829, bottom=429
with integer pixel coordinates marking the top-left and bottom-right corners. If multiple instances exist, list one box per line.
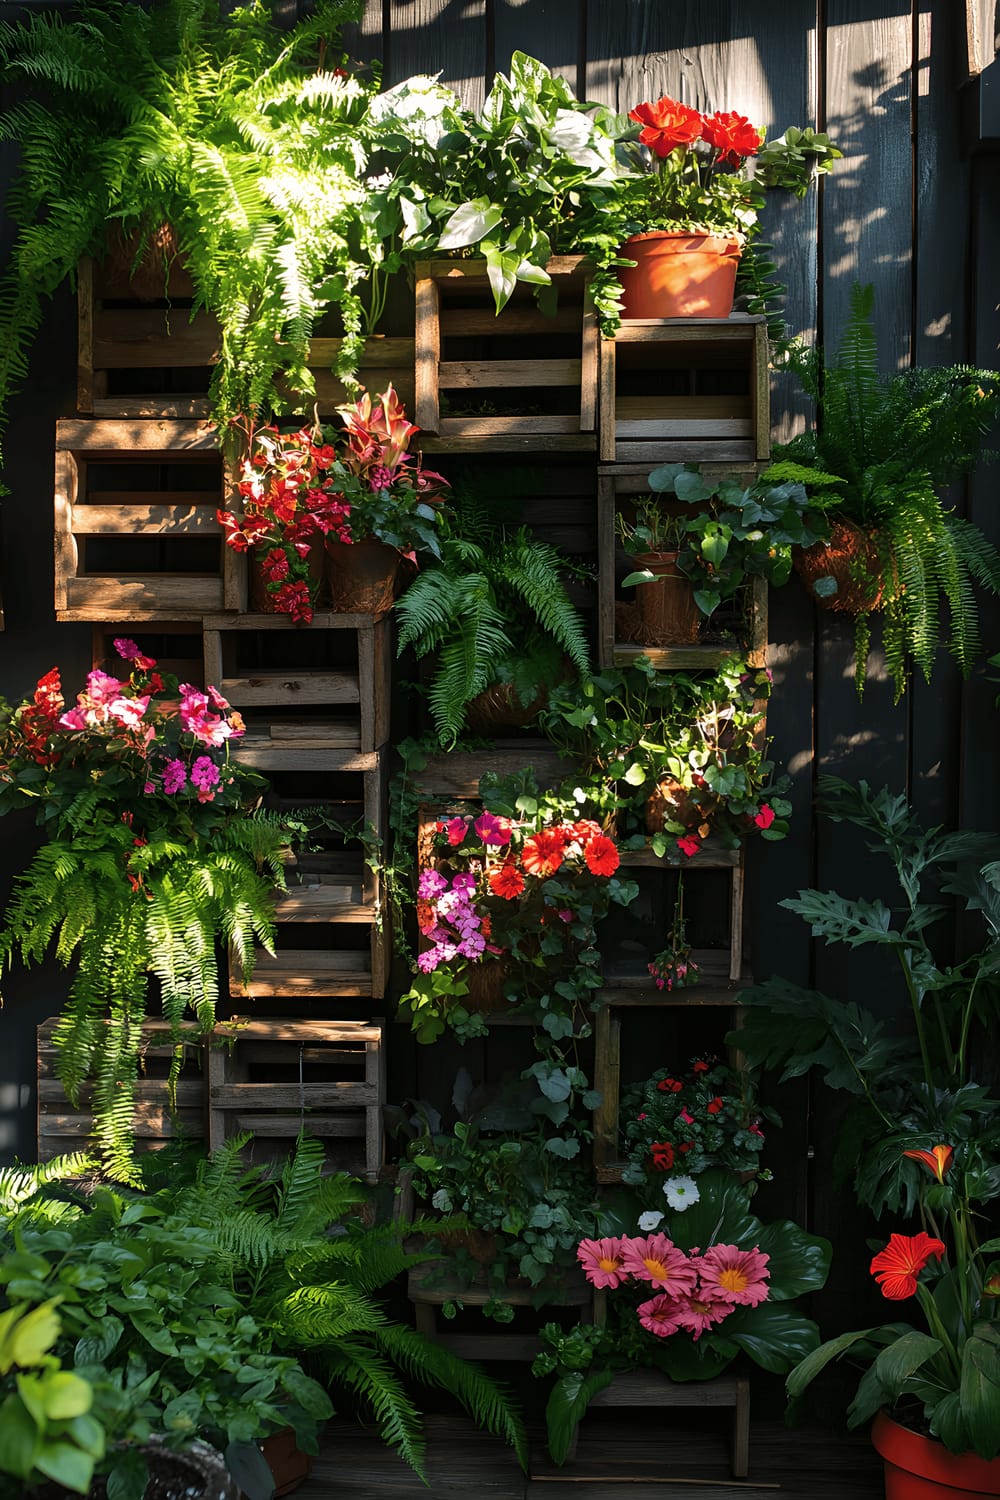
left=776, top=283, right=1000, bottom=697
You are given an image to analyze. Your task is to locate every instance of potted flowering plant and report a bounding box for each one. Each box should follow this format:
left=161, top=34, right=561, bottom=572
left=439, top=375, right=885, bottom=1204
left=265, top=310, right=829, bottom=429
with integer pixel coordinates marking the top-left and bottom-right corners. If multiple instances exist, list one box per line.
left=0, top=640, right=301, bottom=1181
left=611, top=96, right=839, bottom=318
left=619, top=1056, right=775, bottom=1198
left=398, top=779, right=637, bottom=1043
left=532, top=1170, right=831, bottom=1462
left=218, top=386, right=448, bottom=622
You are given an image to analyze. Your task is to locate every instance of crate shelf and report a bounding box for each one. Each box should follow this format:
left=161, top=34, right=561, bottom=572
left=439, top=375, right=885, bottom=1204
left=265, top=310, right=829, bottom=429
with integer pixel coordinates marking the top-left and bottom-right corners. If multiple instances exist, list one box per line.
left=78, top=257, right=414, bottom=418
left=414, top=257, right=597, bottom=452
left=207, top=1019, right=385, bottom=1181
left=53, top=417, right=236, bottom=621
left=598, top=316, right=770, bottom=466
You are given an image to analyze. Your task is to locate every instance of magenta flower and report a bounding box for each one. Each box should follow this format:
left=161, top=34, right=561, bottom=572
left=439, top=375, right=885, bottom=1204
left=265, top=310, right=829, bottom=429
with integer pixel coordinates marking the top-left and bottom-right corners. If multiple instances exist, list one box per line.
left=621, top=1235, right=698, bottom=1296
left=162, top=759, right=187, bottom=794
left=443, top=817, right=468, bottom=847
left=636, top=1294, right=685, bottom=1338
left=696, top=1244, right=770, bottom=1306
left=417, top=869, right=448, bottom=899
left=108, top=695, right=150, bottom=729
left=473, top=811, right=512, bottom=847
left=577, top=1237, right=628, bottom=1289
left=190, top=756, right=221, bottom=791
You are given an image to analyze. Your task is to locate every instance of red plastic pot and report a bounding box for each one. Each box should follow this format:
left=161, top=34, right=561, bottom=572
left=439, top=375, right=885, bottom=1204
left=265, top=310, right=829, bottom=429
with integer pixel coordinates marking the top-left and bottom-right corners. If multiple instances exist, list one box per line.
left=617, top=231, right=741, bottom=319
left=872, top=1410, right=1000, bottom=1499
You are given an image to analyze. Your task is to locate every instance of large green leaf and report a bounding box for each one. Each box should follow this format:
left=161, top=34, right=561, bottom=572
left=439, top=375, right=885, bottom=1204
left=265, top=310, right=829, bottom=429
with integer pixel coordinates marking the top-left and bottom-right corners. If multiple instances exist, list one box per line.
left=436, top=198, right=502, bottom=250
left=720, top=1303, right=820, bottom=1375
left=754, top=1219, right=832, bottom=1300
left=663, top=1170, right=758, bottom=1252
left=544, top=1368, right=615, bottom=1465
left=786, top=1326, right=883, bottom=1399
left=848, top=1330, right=942, bottom=1425
left=961, top=1333, right=1000, bottom=1459
left=648, top=1337, right=734, bottom=1382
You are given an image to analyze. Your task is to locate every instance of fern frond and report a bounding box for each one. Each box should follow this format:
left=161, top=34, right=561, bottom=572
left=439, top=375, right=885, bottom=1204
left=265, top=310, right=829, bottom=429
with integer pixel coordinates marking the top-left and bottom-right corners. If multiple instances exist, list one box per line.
left=320, top=1340, right=428, bottom=1477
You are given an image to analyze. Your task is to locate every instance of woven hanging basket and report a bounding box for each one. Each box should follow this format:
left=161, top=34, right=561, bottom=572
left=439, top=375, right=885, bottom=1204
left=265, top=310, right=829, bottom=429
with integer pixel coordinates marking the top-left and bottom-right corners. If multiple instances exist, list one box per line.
left=793, top=520, right=890, bottom=613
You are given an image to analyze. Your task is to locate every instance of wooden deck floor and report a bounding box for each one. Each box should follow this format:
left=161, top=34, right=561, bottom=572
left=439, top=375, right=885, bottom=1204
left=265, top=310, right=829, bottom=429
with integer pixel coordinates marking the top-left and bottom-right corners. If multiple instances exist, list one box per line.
left=298, top=1411, right=884, bottom=1499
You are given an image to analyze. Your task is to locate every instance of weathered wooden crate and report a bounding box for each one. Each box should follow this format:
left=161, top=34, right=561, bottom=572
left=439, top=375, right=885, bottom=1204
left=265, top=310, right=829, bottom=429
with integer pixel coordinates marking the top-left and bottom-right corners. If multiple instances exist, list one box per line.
left=407, top=1264, right=593, bottom=1362
left=227, top=747, right=388, bottom=1001
left=207, top=1019, right=385, bottom=1182
left=202, top=611, right=392, bottom=752
left=597, top=464, right=768, bottom=670
left=53, top=418, right=236, bottom=621
left=598, top=315, right=770, bottom=465
left=77, top=256, right=415, bottom=418
left=37, top=1017, right=206, bottom=1160
left=91, top=622, right=207, bottom=685
left=413, top=256, right=598, bottom=452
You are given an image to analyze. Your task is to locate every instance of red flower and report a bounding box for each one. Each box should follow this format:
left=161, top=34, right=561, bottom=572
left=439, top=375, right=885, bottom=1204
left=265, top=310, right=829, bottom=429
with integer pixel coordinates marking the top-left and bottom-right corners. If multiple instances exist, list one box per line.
left=657, top=1078, right=683, bottom=1093
left=700, top=109, right=762, bottom=166
left=521, top=827, right=568, bottom=878
left=707, top=1097, right=724, bottom=1115
left=870, top=1232, right=946, bottom=1300
left=678, top=1141, right=694, bottom=1154
left=903, top=1144, right=953, bottom=1183
left=692, top=1060, right=710, bottom=1074
left=488, top=859, right=525, bottom=901
left=650, top=1141, right=675, bottom=1171
left=754, top=804, right=776, bottom=830
left=274, top=580, right=313, bottom=624
left=584, top=834, right=620, bottom=877
left=629, top=95, right=704, bottom=158
left=677, top=835, right=702, bottom=858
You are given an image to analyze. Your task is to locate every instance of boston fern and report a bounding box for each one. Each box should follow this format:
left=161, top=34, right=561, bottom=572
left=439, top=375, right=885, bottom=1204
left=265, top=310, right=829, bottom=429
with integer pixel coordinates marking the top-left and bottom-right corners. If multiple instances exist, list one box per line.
left=395, top=504, right=591, bottom=747
left=0, top=0, right=369, bottom=458
left=777, top=282, right=1000, bottom=696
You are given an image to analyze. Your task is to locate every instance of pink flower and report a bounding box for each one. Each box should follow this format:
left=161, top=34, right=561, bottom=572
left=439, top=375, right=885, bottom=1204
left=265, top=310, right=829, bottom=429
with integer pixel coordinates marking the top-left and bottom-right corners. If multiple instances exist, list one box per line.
left=577, top=1237, right=628, bottom=1289
left=671, top=1288, right=736, bottom=1340
left=108, top=695, right=150, bottom=729
left=444, top=817, right=468, bottom=847
left=473, top=811, right=512, bottom=847
left=190, top=756, right=221, bottom=791
left=57, top=707, right=89, bottom=731
left=696, top=1244, right=770, bottom=1306
left=162, top=759, right=186, bottom=794
left=679, top=1109, right=694, bottom=1124
left=621, top=1235, right=698, bottom=1296
left=84, top=670, right=126, bottom=705
left=754, top=804, right=776, bottom=830
left=114, top=638, right=157, bottom=670
left=677, top=835, right=702, bottom=858
left=636, top=1294, right=685, bottom=1338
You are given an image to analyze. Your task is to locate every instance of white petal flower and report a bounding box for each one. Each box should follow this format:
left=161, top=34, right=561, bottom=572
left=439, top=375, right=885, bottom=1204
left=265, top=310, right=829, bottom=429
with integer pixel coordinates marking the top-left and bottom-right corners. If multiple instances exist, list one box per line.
left=662, top=1175, right=700, bottom=1211
left=431, top=1188, right=453, bottom=1212
left=637, top=1210, right=664, bottom=1232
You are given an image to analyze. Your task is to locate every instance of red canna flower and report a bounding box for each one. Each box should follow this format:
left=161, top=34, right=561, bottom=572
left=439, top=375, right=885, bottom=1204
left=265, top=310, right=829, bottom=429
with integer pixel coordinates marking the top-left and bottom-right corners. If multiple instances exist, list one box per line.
left=902, top=1144, right=954, bottom=1183
left=700, top=109, right=762, bottom=166
left=870, top=1232, right=946, bottom=1300
left=521, top=827, right=568, bottom=878
left=629, top=95, right=704, bottom=158
left=584, top=834, right=620, bottom=877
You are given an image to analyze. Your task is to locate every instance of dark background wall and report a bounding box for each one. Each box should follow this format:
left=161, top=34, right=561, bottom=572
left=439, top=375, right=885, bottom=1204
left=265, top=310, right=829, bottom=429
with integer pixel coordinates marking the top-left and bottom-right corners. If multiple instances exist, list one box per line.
left=0, top=3, right=996, bottom=1323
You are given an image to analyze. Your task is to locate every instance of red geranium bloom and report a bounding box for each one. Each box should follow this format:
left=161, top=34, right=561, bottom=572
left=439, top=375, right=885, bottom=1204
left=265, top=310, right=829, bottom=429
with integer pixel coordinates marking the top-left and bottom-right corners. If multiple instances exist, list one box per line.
left=488, top=859, right=525, bottom=901
left=521, top=827, right=568, bottom=878
left=677, top=834, right=702, bottom=858
left=650, top=1141, right=675, bottom=1171
left=657, top=1078, right=683, bottom=1093
left=902, top=1144, right=953, bottom=1183
left=584, top=834, right=620, bottom=877
left=870, top=1232, right=946, bottom=1300
left=700, top=109, right=762, bottom=166
left=629, top=95, right=704, bottom=158
left=754, top=804, right=776, bottom=830
left=706, top=1096, right=724, bottom=1115
left=692, top=1060, right=710, bottom=1073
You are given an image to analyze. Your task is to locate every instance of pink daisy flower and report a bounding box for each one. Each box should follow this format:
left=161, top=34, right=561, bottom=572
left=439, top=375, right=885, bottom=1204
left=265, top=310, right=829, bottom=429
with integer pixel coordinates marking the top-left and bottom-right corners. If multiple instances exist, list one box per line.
left=577, top=1237, right=628, bottom=1289
left=696, top=1244, right=771, bottom=1306
left=636, top=1294, right=685, bottom=1338
left=621, top=1234, right=698, bottom=1296
left=672, top=1287, right=736, bottom=1340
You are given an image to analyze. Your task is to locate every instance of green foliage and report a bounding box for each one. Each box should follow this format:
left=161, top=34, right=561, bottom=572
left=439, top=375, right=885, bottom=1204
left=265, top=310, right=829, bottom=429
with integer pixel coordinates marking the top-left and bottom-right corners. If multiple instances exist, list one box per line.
left=732, top=777, right=1000, bottom=1219
left=776, top=283, right=1000, bottom=696
left=0, top=1301, right=103, bottom=1496
left=0, top=0, right=370, bottom=465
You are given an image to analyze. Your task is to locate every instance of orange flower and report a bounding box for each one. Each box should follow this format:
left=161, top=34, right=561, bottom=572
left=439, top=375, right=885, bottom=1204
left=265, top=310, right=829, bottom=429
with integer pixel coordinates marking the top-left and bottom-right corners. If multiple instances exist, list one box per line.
left=629, top=96, right=704, bottom=158
left=903, top=1144, right=953, bottom=1183
left=700, top=109, right=762, bottom=166
left=521, top=827, right=568, bottom=878
left=584, top=834, right=620, bottom=877
left=488, top=859, right=524, bottom=901
left=870, top=1232, right=946, bottom=1300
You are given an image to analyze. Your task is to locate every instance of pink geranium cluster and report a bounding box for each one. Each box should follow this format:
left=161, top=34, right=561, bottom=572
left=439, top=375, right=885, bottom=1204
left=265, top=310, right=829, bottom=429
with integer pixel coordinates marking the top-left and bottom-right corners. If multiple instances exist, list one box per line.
left=416, top=868, right=499, bottom=971
left=0, top=640, right=257, bottom=869
left=577, top=1233, right=769, bottom=1341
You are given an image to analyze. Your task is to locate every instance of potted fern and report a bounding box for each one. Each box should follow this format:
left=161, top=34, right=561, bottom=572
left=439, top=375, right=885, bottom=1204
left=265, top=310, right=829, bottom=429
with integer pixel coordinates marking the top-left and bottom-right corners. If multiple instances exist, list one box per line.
left=0, top=641, right=301, bottom=1183
left=778, top=284, right=1000, bottom=697
left=0, top=0, right=371, bottom=459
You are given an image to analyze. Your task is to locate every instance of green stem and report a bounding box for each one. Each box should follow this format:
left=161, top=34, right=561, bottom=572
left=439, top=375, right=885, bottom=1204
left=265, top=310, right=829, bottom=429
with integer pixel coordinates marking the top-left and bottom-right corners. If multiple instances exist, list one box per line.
left=898, top=949, right=935, bottom=1090
left=916, top=1282, right=961, bottom=1381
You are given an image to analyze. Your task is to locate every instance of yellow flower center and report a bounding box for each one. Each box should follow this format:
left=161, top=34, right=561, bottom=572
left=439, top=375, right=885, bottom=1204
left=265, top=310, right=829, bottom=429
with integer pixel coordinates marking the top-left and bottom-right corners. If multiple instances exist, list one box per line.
left=644, top=1257, right=672, bottom=1280
left=717, top=1267, right=749, bottom=1294
left=598, top=1256, right=620, bottom=1273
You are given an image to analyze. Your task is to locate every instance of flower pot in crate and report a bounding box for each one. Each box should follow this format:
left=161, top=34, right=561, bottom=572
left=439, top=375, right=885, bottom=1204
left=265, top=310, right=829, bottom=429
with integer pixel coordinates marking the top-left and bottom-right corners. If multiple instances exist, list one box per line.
left=629, top=551, right=701, bottom=646
left=325, top=537, right=401, bottom=614
left=618, top=231, right=741, bottom=320
left=872, top=1409, right=1000, bottom=1499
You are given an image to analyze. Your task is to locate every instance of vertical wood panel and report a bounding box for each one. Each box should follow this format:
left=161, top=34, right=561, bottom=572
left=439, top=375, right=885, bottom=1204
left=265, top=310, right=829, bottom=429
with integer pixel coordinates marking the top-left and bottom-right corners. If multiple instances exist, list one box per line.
left=341, top=0, right=386, bottom=78
left=387, top=0, right=488, bottom=109
left=492, top=0, right=581, bottom=92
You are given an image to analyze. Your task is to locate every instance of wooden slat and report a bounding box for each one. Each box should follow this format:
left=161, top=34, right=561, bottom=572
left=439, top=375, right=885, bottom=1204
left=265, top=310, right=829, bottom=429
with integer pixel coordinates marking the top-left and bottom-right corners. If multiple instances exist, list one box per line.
left=437, top=415, right=587, bottom=436
left=55, top=418, right=218, bottom=452
left=438, top=358, right=581, bottom=388
left=439, top=306, right=582, bottom=335
left=231, top=1114, right=365, bottom=1137
left=610, top=317, right=759, bottom=342
left=607, top=441, right=755, bottom=464
left=38, top=1080, right=205, bottom=1106
left=422, top=433, right=596, bottom=454
left=93, top=308, right=220, bottom=367
left=232, top=949, right=373, bottom=997
left=72, top=504, right=220, bottom=535
left=202, top=610, right=390, bottom=631
left=216, top=672, right=360, bottom=708
left=415, top=255, right=588, bottom=283
left=62, top=577, right=224, bottom=614
left=613, top=645, right=755, bottom=671
left=77, top=257, right=94, bottom=413
left=414, top=274, right=441, bottom=433
left=53, top=448, right=78, bottom=613
left=214, top=1019, right=381, bottom=1042
left=39, top=1111, right=204, bottom=1140
left=410, top=746, right=573, bottom=798
left=209, top=1083, right=376, bottom=1108
left=272, top=883, right=373, bottom=921
left=232, top=737, right=374, bottom=771
left=614, top=419, right=752, bottom=438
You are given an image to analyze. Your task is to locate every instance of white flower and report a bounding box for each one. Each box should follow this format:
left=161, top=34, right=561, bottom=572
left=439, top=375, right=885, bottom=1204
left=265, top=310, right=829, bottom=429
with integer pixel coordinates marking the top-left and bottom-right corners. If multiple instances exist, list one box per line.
left=662, top=1175, right=700, bottom=1211
left=431, top=1188, right=453, bottom=1212
left=637, top=1210, right=664, bottom=1232
left=573, top=786, right=587, bottom=804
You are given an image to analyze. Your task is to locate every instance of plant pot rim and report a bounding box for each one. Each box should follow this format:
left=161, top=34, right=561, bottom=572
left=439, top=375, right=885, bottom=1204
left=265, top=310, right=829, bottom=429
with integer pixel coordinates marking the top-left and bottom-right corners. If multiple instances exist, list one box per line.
left=623, top=230, right=742, bottom=252
left=872, top=1408, right=1000, bottom=1492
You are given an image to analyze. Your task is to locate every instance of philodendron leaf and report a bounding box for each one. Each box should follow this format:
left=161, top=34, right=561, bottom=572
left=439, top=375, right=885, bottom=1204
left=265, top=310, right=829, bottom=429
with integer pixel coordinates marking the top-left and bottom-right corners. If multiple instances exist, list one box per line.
left=544, top=1369, right=615, bottom=1464
left=753, top=1220, right=832, bottom=1300
left=436, top=198, right=502, bottom=249
left=720, top=1303, right=821, bottom=1374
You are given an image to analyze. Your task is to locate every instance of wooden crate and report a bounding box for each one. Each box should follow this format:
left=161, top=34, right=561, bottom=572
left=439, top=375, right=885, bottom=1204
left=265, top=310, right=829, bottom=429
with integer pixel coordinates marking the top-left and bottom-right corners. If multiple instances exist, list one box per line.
left=78, top=256, right=415, bottom=418
left=598, top=316, right=770, bottom=466
left=597, top=464, right=768, bottom=670
left=228, top=749, right=389, bottom=1001
left=202, top=611, right=392, bottom=752
left=413, top=257, right=597, bottom=452
left=207, top=1019, right=385, bottom=1182
left=53, top=418, right=236, bottom=621
left=407, top=1263, right=593, bottom=1362
left=37, top=1017, right=206, bottom=1160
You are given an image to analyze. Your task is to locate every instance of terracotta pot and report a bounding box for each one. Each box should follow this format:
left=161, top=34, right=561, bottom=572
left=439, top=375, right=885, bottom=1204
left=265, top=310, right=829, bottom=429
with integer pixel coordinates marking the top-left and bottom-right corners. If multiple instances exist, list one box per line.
left=465, top=680, right=549, bottom=734
left=793, top=520, right=889, bottom=613
left=630, top=551, right=701, bottom=646
left=105, top=222, right=184, bottom=301
left=325, top=537, right=400, bottom=614
left=249, top=539, right=326, bottom=615
left=436, top=1226, right=500, bottom=1265
left=464, top=955, right=512, bottom=1012
left=872, top=1409, right=1000, bottom=1499
left=618, top=231, right=741, bottom=319
left=257, top=1427, right=313, bottom=1499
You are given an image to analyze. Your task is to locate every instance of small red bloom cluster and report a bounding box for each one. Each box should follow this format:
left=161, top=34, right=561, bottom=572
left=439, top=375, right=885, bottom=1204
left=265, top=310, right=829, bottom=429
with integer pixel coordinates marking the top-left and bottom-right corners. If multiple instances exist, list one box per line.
left=629, top=96, right=762, bottom=166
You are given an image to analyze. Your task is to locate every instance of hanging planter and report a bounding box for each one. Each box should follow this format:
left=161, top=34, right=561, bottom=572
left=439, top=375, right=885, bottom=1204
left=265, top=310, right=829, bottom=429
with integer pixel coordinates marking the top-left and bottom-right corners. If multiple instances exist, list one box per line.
left=872, top=1410, right=1000, bottom=1500
left=793, top=518, right=889, bottom=613
left=618, top=231, right=742, bottom=319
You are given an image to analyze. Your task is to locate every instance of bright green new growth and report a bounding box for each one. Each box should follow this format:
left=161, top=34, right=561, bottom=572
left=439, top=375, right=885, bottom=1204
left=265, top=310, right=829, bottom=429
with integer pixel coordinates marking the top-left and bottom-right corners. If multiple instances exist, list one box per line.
left=777, top=283, right=1000, bottom=697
